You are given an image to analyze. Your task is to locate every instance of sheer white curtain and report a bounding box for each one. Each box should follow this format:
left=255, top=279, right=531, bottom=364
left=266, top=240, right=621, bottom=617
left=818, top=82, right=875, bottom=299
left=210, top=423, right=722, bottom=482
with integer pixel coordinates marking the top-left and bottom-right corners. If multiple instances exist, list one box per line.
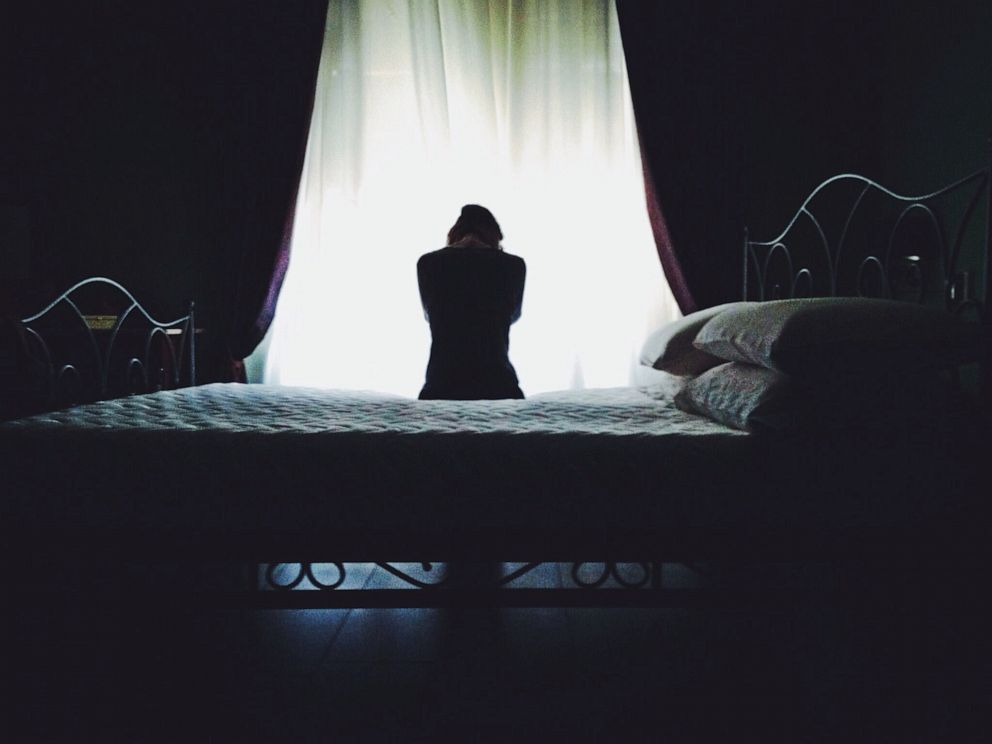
left=253, top=0, right=679, bottom=396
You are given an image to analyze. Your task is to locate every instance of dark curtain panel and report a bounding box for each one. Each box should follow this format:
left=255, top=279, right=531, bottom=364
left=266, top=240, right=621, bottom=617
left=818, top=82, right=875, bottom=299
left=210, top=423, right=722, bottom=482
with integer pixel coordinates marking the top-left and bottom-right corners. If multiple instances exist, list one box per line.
left=636, top=138, right=698, bottom=315
left=616, top=7, right=697, bottom=313
left=615, top=1, right=745, bottom=313
left=217, top=0, right=329, bottom=381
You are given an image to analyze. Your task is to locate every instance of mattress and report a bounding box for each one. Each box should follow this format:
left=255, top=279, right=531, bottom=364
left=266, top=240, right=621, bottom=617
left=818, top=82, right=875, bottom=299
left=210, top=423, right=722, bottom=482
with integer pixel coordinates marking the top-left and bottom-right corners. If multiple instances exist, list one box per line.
left=1, top=381, right=733, bottom=437
left=0, top=383, right=973, bottom=559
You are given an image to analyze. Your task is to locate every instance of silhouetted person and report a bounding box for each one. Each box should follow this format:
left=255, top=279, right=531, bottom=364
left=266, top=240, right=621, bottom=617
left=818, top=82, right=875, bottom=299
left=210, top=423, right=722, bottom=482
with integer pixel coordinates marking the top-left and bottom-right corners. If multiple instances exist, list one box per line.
left=418, top=205, right=525, bottom=400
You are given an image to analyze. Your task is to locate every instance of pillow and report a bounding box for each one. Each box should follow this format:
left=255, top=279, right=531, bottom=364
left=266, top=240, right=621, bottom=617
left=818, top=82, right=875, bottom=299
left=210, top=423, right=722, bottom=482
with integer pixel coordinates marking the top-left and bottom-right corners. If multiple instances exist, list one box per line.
left=638, top=302, right=749, bottom=376
left=674, top=362, right=795, bottom=432
left=692, top=297, right=984, bottom=377
left=675, top=359, right=961, bottom=434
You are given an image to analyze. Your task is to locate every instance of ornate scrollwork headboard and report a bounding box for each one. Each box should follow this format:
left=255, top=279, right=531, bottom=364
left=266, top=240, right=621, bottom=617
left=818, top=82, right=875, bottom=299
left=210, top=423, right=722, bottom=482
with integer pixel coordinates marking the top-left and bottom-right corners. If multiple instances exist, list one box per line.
left=743, top=168, right=990, bottom=320
left=1, top=277, right=195, bottom=419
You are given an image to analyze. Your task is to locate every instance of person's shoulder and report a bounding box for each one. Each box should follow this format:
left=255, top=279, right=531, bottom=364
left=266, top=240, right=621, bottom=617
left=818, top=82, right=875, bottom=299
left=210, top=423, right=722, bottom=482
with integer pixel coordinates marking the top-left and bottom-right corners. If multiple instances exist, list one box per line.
left=501, top=251, right=525, bottom=272
left=417, top=248, right=450, bottom=267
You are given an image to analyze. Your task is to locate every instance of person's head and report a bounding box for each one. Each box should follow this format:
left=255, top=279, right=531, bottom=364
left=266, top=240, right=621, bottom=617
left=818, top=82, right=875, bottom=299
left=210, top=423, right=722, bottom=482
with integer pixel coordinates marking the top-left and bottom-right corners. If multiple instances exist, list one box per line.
left=447, top=204, right=503, bottom=249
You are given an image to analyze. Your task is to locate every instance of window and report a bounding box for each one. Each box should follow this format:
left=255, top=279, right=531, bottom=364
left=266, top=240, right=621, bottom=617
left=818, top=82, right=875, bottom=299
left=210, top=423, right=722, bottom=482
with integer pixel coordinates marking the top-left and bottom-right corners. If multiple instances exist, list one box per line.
left=253, top=0, right=678, bottom=395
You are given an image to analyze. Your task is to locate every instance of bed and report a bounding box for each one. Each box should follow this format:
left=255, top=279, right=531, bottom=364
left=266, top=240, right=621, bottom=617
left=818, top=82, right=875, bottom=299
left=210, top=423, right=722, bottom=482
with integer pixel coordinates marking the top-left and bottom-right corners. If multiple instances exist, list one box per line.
left=2, top=168, right=989, bottom=609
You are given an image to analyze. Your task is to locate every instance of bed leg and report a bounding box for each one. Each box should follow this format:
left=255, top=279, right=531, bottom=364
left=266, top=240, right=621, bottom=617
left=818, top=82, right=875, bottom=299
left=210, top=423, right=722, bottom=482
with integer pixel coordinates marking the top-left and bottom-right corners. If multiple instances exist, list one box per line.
left=650, top=561, right=663, bottom=590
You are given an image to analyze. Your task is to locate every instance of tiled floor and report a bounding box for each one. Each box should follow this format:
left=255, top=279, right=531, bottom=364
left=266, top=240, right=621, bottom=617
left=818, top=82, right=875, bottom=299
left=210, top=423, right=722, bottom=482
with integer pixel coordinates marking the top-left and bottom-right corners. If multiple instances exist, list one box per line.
left=6, top=562, right=985, bottom=742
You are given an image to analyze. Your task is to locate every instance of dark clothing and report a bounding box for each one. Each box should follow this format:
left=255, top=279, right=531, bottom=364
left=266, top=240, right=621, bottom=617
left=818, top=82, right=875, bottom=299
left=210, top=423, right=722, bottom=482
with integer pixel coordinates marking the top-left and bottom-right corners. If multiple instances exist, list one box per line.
left=417, top=246, right=525, bottom=400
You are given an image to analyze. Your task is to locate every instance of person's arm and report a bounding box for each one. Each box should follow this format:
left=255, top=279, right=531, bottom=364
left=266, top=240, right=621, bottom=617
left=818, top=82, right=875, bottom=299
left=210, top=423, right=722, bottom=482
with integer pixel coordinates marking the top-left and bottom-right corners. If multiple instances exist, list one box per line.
left=510, top=257, right=525, bottom=324
left=417, top=255, right=432, bottom=322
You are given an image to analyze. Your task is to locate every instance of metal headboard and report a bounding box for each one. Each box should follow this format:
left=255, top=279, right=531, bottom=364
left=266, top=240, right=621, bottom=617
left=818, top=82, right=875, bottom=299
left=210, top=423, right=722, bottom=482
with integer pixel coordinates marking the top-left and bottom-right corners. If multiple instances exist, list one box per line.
left=2, top=277, right=195, bottom=417
left=743, top=167, right=991, bottom=320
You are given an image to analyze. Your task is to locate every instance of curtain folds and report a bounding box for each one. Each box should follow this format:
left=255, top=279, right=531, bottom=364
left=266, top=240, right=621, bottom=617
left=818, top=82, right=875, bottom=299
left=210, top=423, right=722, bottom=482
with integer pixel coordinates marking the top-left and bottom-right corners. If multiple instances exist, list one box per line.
left=616, top=2, right=769, bottom=313
left=221, top=0, right=330, bottom=381
left=258, top=0, right=679, bottom=395
left=615, top=1, right=697, bottom=315
left=637, top=137, right=698, bottom=315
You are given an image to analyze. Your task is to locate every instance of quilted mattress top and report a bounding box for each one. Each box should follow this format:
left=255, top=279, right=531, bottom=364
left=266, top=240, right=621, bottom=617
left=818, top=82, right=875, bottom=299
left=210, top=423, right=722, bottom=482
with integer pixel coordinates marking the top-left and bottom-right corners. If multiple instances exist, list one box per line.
left=1, top=382, right=739, bottom=438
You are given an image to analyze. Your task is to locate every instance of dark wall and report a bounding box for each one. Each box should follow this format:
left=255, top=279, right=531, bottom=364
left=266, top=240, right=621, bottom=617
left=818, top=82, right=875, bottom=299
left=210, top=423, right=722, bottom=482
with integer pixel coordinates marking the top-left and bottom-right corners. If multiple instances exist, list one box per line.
left=622, top=1, right=990, bottom=308
left=8, top=5, right=230, bottom=317
left=4, top=2, right=324, bottom=376
left=878, top=2, right=992, bottom=191
left=621, top=1, right=885, bottom=308
left=877, top=3, right=992, bottom=307
left=5, top=3, right=989, bottom=323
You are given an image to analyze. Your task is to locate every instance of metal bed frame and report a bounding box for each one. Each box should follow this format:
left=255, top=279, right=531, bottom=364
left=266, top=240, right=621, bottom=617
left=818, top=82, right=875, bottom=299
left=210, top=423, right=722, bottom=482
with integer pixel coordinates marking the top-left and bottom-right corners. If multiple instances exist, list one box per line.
left=1, top=277, right=195, bottom=420
left=742, top=168, right=990, bottom=315
left=245, top=164, right=990, bottom=609
left=6, top=165, right=990, bottom=610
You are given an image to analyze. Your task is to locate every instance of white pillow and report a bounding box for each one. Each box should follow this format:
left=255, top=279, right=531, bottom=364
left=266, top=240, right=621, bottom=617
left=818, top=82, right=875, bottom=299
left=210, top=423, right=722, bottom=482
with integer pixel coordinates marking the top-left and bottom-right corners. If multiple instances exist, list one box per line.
left=674, top=362, right=792, bottom=432
left=639, top=303, right=749, bottom=376
left=692, top=297, right=983, bottom=376
left=675, top=358, right=960, bottom=433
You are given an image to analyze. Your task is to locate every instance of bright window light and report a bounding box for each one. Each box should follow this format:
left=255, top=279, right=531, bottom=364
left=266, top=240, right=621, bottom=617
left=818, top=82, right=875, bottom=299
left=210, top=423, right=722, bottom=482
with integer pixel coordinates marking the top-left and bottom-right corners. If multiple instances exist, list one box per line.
left=251, top=0, right=680, bottom=396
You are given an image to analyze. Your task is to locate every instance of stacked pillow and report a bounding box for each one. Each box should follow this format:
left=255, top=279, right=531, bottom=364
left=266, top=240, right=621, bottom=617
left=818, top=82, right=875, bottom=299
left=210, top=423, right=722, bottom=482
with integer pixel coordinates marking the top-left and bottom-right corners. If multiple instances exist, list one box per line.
left=638, top=302, right=748, bottom=376
left=640, top=298, right=984, bottom=432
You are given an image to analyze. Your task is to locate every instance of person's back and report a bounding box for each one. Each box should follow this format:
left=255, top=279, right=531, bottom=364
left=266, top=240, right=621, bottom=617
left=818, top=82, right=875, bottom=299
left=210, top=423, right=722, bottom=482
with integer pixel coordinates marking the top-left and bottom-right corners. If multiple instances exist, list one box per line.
left=418, top=206, right=525, bottom=400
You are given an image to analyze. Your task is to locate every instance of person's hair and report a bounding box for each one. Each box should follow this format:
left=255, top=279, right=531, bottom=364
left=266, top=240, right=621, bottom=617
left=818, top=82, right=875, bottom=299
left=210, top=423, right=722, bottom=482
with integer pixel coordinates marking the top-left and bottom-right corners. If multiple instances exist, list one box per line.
left=447, top=204, right=503, bottom=249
